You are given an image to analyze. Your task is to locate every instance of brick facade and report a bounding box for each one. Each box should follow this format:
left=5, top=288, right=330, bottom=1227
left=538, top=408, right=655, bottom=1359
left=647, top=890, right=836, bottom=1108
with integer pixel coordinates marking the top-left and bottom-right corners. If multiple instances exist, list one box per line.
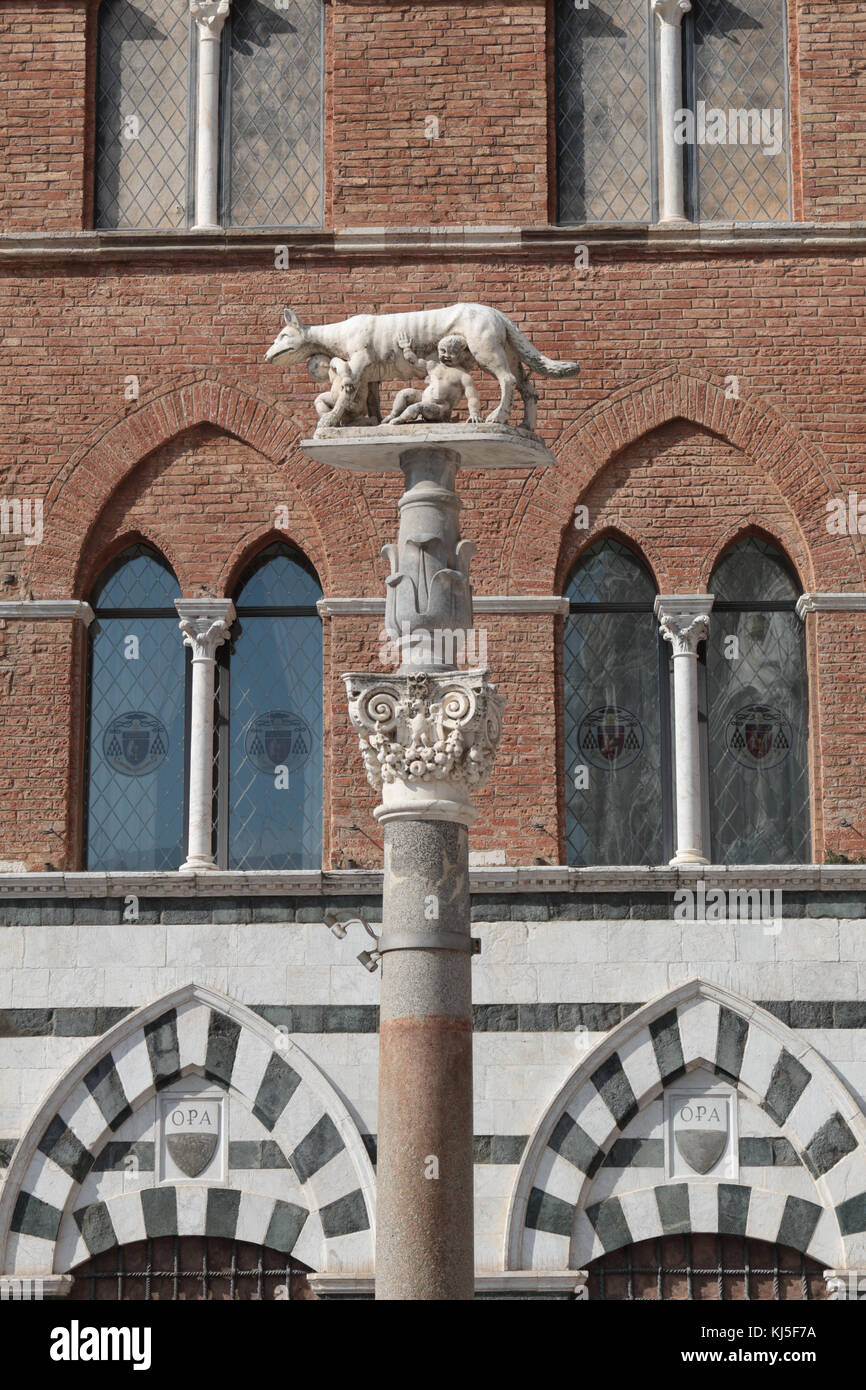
left=0, top=0, right=865, bottom=1301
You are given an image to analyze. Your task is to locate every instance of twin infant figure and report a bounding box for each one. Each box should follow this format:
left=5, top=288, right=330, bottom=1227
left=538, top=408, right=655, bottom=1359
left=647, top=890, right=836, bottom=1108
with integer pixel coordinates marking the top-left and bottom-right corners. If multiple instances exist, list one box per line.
left=308, top=330, right=482, bottom=427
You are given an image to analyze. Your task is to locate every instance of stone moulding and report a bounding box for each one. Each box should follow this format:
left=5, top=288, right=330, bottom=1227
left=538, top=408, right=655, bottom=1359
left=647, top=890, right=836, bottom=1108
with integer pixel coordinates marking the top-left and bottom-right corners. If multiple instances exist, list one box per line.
left=342, top=669, right=505, bottom=825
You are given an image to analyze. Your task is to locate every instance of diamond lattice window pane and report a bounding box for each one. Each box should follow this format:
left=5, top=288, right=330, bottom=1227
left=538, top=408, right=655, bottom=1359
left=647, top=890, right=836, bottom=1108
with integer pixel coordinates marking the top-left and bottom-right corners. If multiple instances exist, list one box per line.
left=226, top=547, right=323, bottom=869
left=707, top=541, right=809, bottom=864
left=95, top=0, right=191, bottom=230
left=555, top=0, right=652, bottom=223
left=225, top=0, right=324, bottom=228
left=86, top=549, right=186, bottom=871
left=690, top=0, right=790, bottom=221
left=565, top=541, right=664, bottom=865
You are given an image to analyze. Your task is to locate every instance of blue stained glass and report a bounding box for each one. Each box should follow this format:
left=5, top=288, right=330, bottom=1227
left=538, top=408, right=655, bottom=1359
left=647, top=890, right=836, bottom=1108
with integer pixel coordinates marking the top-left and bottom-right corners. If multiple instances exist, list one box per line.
left=86, top=547, right=186, bottom=871
left=226, top=546, right=323, bottom=870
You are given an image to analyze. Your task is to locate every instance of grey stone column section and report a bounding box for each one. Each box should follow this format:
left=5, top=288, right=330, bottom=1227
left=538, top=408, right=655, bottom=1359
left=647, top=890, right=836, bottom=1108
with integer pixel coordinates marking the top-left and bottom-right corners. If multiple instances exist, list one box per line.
left=343, top=443, right=505, bottom=1300
left=304, top=422, right=553, bottom=1301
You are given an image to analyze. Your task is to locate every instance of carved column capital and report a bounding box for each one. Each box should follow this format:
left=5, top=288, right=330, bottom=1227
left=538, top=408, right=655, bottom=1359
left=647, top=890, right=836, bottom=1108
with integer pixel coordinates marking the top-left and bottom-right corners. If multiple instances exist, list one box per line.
left=190, top=0, right=231, bottom=35
left=342, top=669, right=505, bottom=826
left=175, top=599, right=235, bottom=661
left=652, top=0, right=691, bottom=25
left=654, top=594, right=714, bottom=656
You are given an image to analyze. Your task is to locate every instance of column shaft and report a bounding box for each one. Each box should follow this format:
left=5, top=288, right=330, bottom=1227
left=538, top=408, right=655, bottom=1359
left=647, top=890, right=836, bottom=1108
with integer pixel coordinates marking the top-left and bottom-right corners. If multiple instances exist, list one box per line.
left=376, top=819, right=474, bottom=1301
left=653, top=0, right=691, bottom=223
left=655, top=595, right=712, bottom=867
left=190, top=1, right=230, bottom=230
left=176, top=600, right=234, bottom=872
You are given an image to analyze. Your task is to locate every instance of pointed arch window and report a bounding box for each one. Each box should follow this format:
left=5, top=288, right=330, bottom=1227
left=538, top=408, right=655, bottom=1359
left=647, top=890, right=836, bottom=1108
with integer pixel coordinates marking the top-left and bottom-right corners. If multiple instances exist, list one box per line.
left=85, top=545, right=187, bottom=871
left=706, top=536, right=810, bottom=863
left=564, top=538, right=673, bottom=865
left=214, top=542, right=323, bottom=870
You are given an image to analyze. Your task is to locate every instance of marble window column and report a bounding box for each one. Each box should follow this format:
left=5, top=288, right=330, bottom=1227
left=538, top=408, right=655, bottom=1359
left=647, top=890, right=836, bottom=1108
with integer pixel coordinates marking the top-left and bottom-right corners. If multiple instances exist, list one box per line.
left=655, top=594, right=713, bottom=866
left=652, top=0, right=691, bottom=223
left=189, top=0, right=231, bottom=230
left=176, top=599, right=235, bottom=872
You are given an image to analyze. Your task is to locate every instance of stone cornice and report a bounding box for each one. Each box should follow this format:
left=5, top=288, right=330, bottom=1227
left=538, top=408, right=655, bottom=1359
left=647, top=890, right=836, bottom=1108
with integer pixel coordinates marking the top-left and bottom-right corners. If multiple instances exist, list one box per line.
left=317, top=595, right=570, bottom=616
left=0, top=600, right=94, bottom=625
left=796, top=592, right=866, bottom=617
left=0, top=865, right=863, bottom=896
left=3, top=224, right=866, bottom=264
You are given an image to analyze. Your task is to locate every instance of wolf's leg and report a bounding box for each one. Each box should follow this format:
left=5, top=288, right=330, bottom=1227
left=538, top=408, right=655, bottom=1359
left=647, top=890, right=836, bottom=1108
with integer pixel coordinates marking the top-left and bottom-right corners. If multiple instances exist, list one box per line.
left=518, top=367, right=538, bottom=430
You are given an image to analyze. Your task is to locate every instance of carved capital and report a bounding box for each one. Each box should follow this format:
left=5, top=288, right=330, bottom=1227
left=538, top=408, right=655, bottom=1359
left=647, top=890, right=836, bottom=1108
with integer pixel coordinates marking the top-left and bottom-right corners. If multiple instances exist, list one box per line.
left=342, top=669, right=505, bottom=825
left=175, top=599, right=235, bottom=661
left=190, top=0, right=231, bottom=36
left=654, top=594, right=713, bottom=655
left=652, top=0, right=691, bottom=24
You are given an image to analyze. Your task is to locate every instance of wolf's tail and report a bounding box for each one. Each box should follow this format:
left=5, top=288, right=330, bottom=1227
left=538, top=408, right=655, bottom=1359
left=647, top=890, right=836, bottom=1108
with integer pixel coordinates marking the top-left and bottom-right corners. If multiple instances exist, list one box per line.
left=504, top=317, right=580, bottom=378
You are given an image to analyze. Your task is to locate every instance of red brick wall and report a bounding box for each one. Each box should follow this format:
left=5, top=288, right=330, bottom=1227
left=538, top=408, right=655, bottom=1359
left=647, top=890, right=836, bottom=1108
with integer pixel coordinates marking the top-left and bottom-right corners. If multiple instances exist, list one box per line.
left=2, top=1, right=865, bottom=231
left=0, top=2, right=865, bottom=869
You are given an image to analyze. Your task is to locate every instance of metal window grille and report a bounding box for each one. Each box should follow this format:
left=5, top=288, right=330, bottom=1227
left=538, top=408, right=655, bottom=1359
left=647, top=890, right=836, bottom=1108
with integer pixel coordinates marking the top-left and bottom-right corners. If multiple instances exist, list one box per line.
left=84, top=545, right=189, bottom=872
left=555, top=0, right=657, bottom=224
left=69, top=1236, right=312, bottom=1301
left=220, top=0, right=325, bottom=228
left=564, top=539, right=674, bottom=865
left=213, top=543, right=323, bottom=870
left=95, top=0, right=193, bottom=229
left=555, top=0, right=791, bottom=225
left=588, top=1234, right=828, bottom=1300
left=705, top=537, right=810, bottom=864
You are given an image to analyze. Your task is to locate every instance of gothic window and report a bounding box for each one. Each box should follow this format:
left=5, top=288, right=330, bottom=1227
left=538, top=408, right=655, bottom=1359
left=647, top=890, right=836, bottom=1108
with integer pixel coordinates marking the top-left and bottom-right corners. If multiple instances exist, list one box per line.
left=706, top=536, right=810, bottom=864
left=85, top=545, right=187, bottom=871
left=564, top=538, right=673, bottom=865
left=95, top=0, right=192, bottom=230
left=555, top=0, right=791, bottom=224
left=215, top=542, right=323, bottom=870
left=94, top=0, right=324, bottom=231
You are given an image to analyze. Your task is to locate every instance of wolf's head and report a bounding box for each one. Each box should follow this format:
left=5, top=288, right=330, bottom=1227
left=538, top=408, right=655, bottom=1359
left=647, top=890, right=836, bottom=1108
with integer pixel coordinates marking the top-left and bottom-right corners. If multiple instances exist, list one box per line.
left=264, top=309, right=310, bottom=364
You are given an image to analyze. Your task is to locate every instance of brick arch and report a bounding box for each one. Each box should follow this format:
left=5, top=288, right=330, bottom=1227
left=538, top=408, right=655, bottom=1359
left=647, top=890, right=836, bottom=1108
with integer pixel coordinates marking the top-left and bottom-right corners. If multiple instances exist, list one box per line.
left=502, top=369, right=858, bottom=593
left=505, top=979, right=866, bottom=1273
left=26, top=377, right=382, bottom=600
left=0, top=983, right=375, bottom=1278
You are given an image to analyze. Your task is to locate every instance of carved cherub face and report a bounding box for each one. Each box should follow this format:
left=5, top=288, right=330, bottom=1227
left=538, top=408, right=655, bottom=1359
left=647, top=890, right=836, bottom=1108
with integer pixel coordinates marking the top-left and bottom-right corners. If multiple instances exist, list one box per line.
left=437, top=335, right=470, bottom=368
left=306, top=354, right=331, bottom=383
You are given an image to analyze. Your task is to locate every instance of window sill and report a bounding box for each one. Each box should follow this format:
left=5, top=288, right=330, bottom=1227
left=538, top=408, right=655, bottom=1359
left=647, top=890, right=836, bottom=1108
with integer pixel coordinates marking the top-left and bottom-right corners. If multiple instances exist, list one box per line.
left=0, top=864, right=863, bottom=897
left=2, top=222, right=866, bottom=263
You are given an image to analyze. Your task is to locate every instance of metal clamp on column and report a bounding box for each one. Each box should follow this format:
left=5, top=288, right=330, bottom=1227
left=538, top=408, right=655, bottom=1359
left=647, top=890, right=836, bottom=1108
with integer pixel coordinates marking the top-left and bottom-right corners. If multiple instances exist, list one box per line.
left=377, top=931, right=481, bottom=955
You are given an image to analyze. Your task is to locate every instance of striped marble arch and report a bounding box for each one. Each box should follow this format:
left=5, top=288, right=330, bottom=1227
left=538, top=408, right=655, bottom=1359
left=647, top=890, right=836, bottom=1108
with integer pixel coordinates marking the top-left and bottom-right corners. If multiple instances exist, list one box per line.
left=0, top=983, right=375, bottom=1278
left=505, top=979, right=866, bottom=1273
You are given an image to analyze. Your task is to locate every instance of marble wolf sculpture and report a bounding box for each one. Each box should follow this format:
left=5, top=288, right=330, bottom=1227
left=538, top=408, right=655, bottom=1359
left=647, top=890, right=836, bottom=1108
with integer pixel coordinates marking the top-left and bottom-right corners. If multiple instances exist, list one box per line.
left=264, top=303, right=580, bottom=429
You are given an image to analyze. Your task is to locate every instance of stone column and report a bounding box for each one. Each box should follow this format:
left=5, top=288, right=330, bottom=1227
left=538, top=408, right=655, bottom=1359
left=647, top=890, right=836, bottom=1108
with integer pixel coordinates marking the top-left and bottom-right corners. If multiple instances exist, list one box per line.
left=652, top=0, right=691, bottom=223
left=304, top=425, right=551, bottom=1300
left=175, top=599, right=235, bottom=872
left=190, top=0, right=231, bottom=231
left=655, top=594, right=713, bottom=866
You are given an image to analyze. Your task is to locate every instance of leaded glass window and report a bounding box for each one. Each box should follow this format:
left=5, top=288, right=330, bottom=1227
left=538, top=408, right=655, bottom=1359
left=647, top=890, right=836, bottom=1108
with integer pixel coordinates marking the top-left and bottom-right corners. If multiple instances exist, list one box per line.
left=555, top=0, right=656, bottom=224
left=555, top=0, right=791, bottom=225
left=221, top=0, right=324, bottom=228
left=685, top=0, right=791, bottom=221
left=95, top=0, right=192, bottom=230
left=564, top=539, right=673, bottom=865
left=217, top=543, right=323, bottom=870
left=706, top=537, right=810, bottom=863
left=85, top=546, right=186, bottom=870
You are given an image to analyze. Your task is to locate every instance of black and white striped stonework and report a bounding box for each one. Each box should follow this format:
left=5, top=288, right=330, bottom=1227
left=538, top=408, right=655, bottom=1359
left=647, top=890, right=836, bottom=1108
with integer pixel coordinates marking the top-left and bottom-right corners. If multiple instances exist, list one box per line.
left=510, top=980, right=866, bottom=1272
left=0, top=985, right=375, bottom=1278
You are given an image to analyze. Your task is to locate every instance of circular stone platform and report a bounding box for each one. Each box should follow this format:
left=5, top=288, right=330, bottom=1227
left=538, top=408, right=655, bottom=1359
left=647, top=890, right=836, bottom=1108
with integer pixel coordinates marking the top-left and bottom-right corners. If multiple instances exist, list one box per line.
left=300, top=423, right=556, bottom=472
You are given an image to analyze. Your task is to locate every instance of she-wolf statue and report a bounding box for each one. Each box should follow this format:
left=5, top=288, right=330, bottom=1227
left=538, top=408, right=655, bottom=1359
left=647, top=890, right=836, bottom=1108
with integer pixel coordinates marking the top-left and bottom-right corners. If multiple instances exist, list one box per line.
left=264, top=302, right=580, bottom=431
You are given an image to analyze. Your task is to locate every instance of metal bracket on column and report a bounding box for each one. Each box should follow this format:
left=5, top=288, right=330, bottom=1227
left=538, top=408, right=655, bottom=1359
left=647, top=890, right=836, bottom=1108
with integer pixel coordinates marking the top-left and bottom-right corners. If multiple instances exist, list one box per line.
left=377, top=931, right=481, bottom=955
